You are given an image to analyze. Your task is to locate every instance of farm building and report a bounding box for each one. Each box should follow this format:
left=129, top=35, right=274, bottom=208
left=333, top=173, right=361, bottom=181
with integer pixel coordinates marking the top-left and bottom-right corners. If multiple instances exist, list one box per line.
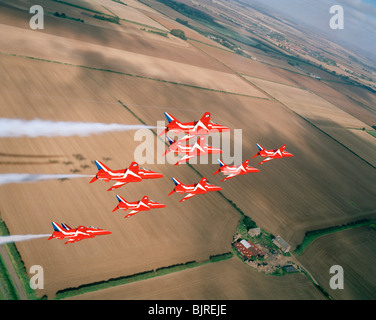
left=234, top=239, right=264, bottom=260
left=273, top=236, right=291, bottom=253
left=283, top=265, right=298, bottom=273
left=248, top=227, right=261, bottom=237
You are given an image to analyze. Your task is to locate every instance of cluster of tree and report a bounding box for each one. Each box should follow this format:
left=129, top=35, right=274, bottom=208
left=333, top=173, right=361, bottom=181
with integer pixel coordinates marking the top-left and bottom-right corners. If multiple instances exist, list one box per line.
left=176, top=17, right=189, bottom=26
left=268, top=31, right=285, bottom=41
left=93, top=14, right=119, bottom=24
left=157, top=0, right=222, bottom=28
left=112, top=0, right=127, bottom=5
left=170, top=29, right=187, bottom=40
left=141, top=28, right=168, bottom=38
left=53, top=12, right=84, bottom=23
left=241, top=215, right=257, bottom=230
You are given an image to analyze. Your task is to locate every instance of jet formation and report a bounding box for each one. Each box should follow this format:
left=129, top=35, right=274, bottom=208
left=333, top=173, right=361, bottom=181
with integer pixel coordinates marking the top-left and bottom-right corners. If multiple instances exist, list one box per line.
left=48, top=111, right=293, bottom=244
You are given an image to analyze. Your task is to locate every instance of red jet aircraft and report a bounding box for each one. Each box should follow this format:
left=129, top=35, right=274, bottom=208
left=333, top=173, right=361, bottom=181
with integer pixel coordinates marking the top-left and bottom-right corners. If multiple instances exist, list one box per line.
left=48, top=222, right=111, bottom=244
left=164, top=136, right=223, bottom=165
left=90, top=160, right=164, bottom=191
left=252, top=143, right=293, bottom=164
left=112, top=195, right=166, bottom=218
left=168, top=177, right=222, bottom=202
left=159, top=112, right=230, bottom=142
left=213, top=159, right=260, bottom=181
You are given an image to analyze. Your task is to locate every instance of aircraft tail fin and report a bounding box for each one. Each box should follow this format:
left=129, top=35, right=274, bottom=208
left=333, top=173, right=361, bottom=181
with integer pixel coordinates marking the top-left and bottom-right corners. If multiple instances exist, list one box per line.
left=164, top=112, right=177, bottom=124
left=94, top=160, right=112, bottom=173
left=166, top=136, right=176, bottom=146
left=169, top=177, right=182, bottom=195
left=113, top=195, right=129, bottom=212
left=52, top=222, right=63, bottom=232
left=50, top=222, right=64, bottom=238
left=61, top=223, right=72, bottom=231
left=172, top=177, right=182, bottom=186
left=213, top=159, right=226, bottom=175
left=253, top=143, right=264, bottom=158
left=159, top=112, right=179, bottom=136
left=163, top=136, right=177, bottom=156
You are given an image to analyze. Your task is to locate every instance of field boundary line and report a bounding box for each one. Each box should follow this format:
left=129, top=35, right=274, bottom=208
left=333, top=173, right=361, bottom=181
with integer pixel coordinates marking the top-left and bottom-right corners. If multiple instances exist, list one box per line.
left=0, top=52, right=269, bottom=101
left=189, top=40, right=272, bottom=101
left=242, top=76, right=376, bottom=170
left=294, top=218, right=376, bottom=256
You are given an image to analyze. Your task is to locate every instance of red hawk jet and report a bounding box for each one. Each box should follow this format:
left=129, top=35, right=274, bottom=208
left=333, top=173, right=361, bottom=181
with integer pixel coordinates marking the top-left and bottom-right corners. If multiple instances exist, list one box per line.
left=213, top=159, right=260, bottom=181
left=112, top=195, right=166, bottom=218
left=252, top=143, right=293, bottom=164
left=168, top=177, right=222, bottom=202
left=164, top=136, right=223, bottom=165
left=159, top=112, right=230, bottom=142
left=90, top=160, right=164, bottom=191
left=48, top=222, right=111, bottom=244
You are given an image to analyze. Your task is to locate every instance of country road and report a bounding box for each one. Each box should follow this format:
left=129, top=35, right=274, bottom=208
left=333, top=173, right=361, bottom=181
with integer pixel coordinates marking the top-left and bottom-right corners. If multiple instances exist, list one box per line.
left=0, top=244, right=28, bottom=300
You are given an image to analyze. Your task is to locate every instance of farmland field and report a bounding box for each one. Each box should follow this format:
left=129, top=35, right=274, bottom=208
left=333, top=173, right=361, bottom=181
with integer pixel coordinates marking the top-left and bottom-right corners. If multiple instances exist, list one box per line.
left=299, top=226, right=376, bottom=299
left=0, top=54, right=240, bottom=298
left=246, top=76, right=376, bottom=167
left=68, top=257, right=325, bottom=300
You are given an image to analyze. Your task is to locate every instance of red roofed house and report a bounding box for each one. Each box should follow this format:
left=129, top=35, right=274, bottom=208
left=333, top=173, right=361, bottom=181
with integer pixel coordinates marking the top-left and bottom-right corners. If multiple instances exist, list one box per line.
left=234, top=239, right=264, bottom=260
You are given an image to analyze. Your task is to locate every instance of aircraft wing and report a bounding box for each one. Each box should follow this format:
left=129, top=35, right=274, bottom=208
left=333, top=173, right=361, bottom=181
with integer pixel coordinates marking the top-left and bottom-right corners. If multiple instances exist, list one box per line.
left=175, top=154, right=196, bottom=165
left=258, top=157, right=273, bottom=165
left=179, top=193, right=196, bottom=202
left=221, top=173, right=239, bottom=182
left=64, top=237, right=82, bottom=244
left=124, top=211, right=140, bottom=218
left=176, top=133, right=196, bottom=143
left=108, top=181, right=128, bottom=191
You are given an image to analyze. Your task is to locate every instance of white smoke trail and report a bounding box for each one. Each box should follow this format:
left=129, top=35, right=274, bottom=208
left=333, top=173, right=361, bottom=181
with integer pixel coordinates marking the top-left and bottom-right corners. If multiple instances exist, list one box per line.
left=0, top=173, right=92, bottom=186
left=0, top=234, right=51, bottom=245
left=0, top=118, right=156, bottom=138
